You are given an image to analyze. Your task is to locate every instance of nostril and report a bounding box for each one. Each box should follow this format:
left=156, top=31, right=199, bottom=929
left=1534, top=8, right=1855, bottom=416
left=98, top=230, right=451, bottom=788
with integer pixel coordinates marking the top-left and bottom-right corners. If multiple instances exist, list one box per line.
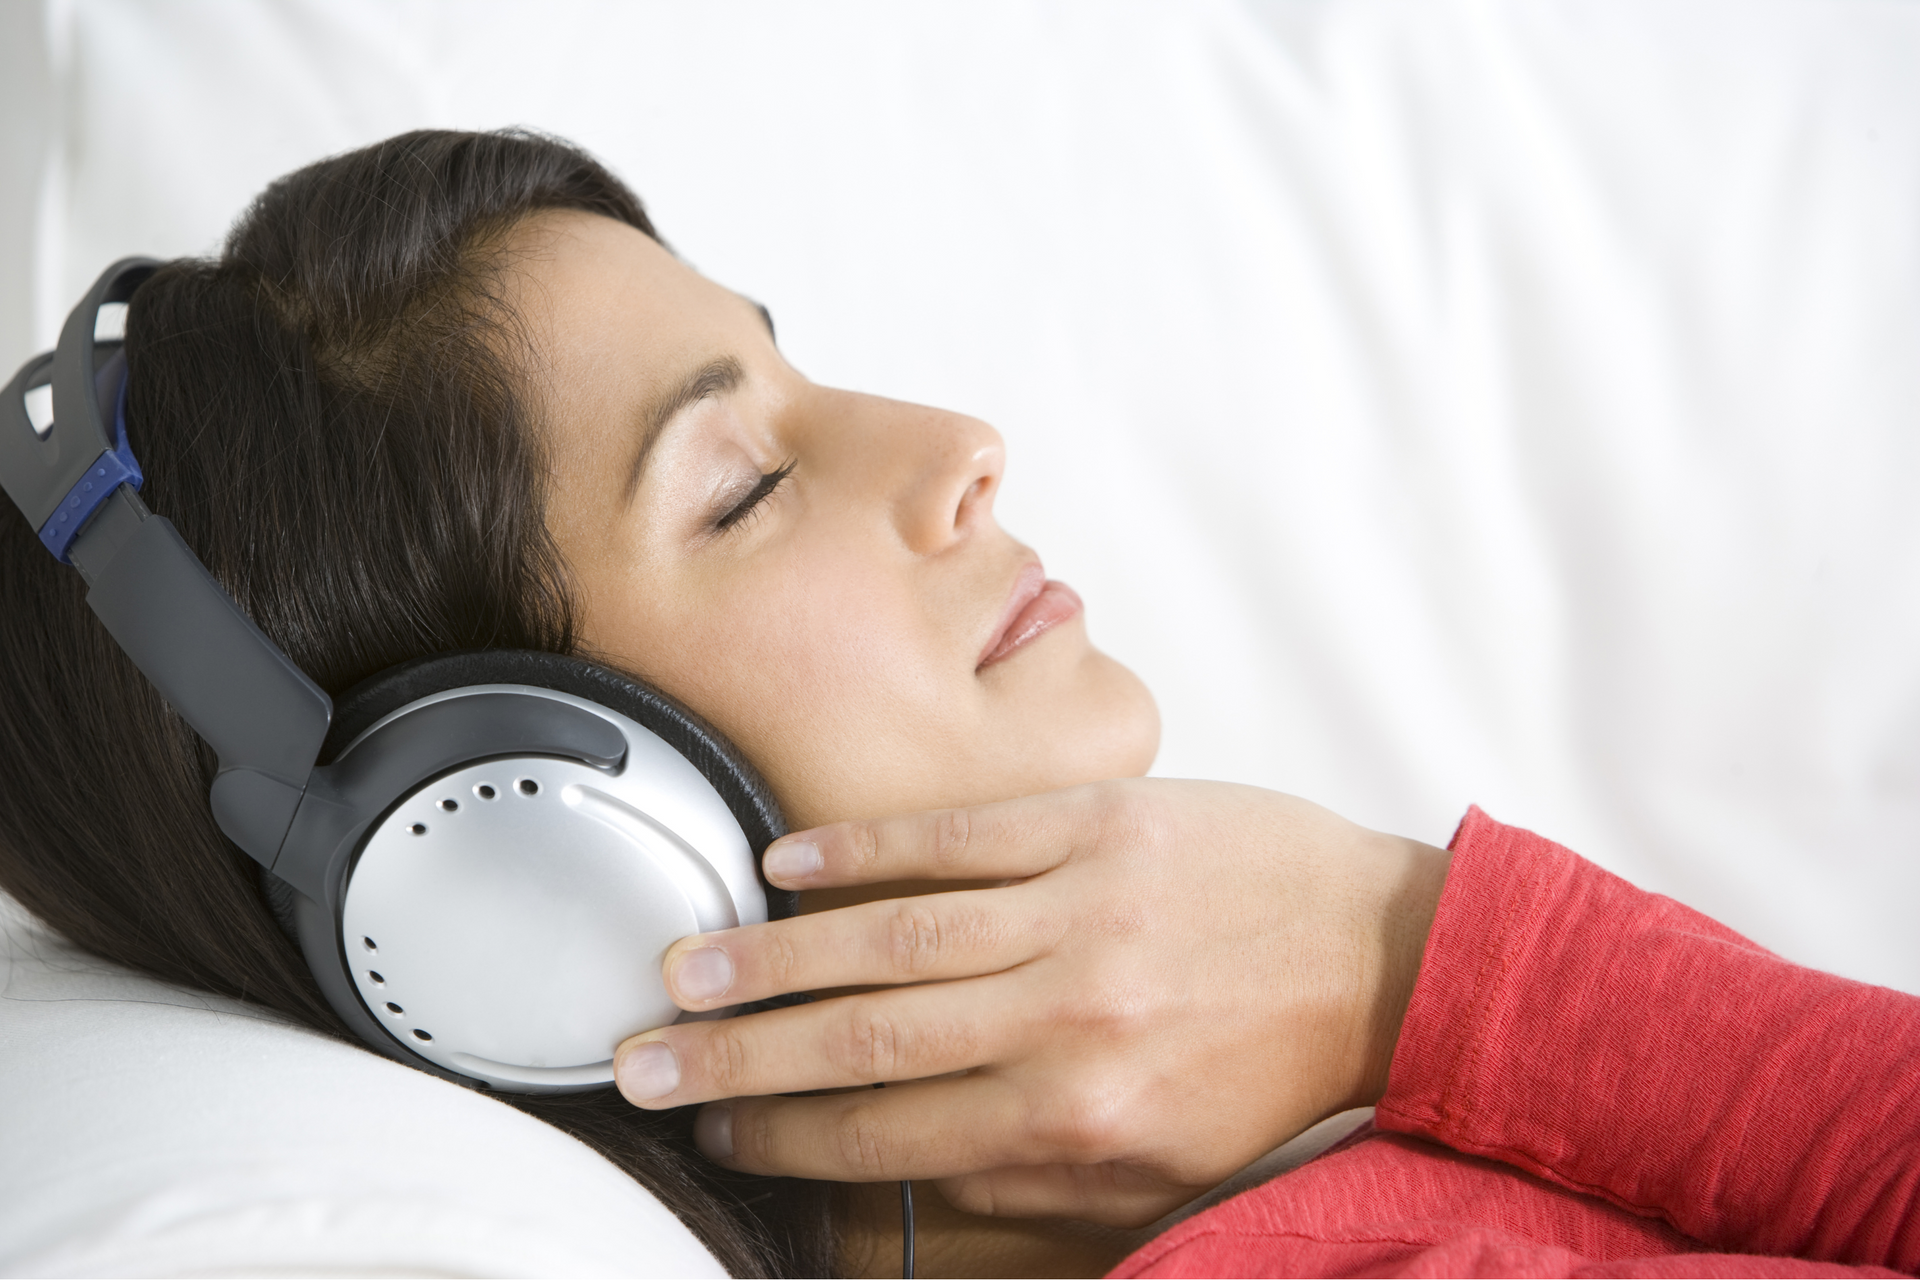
left=933, top=431, right=1006, bottom=547
left=959, top=474, right=995, bottom=523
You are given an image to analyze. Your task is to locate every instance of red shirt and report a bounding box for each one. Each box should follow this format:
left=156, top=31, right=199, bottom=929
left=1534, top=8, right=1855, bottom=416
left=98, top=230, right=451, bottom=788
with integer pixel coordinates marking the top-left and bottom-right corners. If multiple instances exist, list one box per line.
left=1112, top=808, right=1920, bottom=1278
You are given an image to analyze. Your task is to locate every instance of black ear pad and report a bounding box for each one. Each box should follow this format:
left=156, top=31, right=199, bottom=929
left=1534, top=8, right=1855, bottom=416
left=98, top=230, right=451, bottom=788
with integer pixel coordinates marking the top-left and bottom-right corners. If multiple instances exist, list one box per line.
left=261, top=649, right=797, bottom=933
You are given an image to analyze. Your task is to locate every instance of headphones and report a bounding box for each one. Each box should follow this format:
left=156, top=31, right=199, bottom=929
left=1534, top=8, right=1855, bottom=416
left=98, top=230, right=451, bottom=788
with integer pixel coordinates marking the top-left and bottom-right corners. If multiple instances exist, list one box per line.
left=0, top=258, right=794, bottom=1093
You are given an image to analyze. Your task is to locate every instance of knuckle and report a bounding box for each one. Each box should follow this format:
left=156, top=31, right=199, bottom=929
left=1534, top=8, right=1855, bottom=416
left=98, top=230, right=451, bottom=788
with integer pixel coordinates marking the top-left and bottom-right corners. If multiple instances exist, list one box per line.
left=1068, top=972, right=1154, bottom=1036
left=844, top=822, right=884, bottom=877
left=1111, top=981, right=1157, bottom=1034
left=884, top=900, right=945, bottom=978
left=762, top=927, right=801, bottom=991
left=828, top=1000, right=906, bottom=1080
left=1084, top=894, right=1151, bottom=943
left=1032, top=1077, right=1134, bottom=1158
left=833, top=1099, right=900, bottom=1177
left=1093, top=781, right=1157, bottom=845
left=696, top=1023, right=756, bottom=1097
left=929, top=806, right=972, bottom=869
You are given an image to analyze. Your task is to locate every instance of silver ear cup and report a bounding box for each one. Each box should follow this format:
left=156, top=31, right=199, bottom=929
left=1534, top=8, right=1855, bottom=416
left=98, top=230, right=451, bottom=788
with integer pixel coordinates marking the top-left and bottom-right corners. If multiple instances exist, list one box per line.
left=330, top=687, right=767, bottom=1093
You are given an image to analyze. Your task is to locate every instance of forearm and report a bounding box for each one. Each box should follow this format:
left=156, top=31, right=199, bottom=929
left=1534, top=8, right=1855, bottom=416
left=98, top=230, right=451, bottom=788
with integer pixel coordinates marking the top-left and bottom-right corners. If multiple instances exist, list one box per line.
left=1377, top=808, right=1920, bottom=1270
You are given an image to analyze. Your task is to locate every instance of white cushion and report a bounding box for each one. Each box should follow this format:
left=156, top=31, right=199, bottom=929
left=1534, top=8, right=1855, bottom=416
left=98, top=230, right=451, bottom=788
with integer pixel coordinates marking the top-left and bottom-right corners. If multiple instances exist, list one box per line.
left=0, top=895, right=724, bottom=1278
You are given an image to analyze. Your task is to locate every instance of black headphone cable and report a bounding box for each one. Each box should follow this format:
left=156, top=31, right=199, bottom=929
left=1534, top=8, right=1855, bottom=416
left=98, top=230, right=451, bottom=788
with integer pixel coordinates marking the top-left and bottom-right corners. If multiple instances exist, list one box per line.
left=872, top=1081, right=914, bottom=1278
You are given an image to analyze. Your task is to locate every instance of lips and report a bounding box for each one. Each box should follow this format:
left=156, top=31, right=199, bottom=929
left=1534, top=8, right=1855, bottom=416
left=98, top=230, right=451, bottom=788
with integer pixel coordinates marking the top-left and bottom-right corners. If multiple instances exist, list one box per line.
left=978, top=562, right=1084, bottom=670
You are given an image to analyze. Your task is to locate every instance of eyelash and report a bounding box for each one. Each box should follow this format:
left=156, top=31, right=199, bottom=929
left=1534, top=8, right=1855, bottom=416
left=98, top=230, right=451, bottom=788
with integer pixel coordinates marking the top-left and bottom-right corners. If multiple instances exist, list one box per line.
left=715, top=460, right=796, bottom=531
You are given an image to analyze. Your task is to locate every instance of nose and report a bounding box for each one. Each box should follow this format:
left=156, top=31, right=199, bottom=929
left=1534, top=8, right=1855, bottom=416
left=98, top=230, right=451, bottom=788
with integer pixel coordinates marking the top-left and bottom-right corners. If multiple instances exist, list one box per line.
left=892, top=406, right=1005, bottom=555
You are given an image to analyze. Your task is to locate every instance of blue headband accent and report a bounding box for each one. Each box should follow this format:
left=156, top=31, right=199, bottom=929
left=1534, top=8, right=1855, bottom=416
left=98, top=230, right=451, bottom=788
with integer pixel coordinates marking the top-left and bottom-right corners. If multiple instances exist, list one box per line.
left=37, top=372, right=144, bottom=563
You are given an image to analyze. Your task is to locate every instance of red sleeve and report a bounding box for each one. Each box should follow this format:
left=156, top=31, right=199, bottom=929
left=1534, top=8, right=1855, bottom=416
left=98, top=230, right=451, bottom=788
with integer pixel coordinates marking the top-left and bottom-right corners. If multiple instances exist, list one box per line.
left=1375, top=807, right=1920, bottom=1271
left=1111, top=809, right=1919, bottom=1279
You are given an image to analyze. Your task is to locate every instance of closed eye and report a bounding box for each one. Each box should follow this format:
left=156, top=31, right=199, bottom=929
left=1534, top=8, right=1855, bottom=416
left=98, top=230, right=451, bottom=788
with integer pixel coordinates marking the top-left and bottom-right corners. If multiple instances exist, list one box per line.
left=715, top=460, right=796, bottom=531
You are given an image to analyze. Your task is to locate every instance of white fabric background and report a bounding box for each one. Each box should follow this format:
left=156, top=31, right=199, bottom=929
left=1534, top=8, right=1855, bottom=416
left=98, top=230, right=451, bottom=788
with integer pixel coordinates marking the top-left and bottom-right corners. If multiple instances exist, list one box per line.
left=2, top=0, right=1917, bottom=1268
left=7, top=0, right=1919, bottom=1003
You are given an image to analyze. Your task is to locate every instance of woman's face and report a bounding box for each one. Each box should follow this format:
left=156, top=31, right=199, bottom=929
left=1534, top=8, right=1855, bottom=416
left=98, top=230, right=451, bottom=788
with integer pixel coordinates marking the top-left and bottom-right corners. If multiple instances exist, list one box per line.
left=508, top=211, right=1157, bottom=831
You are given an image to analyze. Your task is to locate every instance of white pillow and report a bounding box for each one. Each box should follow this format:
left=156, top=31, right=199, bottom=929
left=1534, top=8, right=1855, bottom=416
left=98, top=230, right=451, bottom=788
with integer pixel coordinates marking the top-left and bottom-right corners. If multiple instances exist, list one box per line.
left=0, top=893, right=725, bottom=1279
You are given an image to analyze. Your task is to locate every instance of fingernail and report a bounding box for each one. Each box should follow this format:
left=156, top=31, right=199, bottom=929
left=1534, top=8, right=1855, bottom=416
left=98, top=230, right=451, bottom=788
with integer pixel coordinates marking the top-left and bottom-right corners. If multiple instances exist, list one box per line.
left=673, top=946, right=734, bottom=1003
left=616, top=1040, right=679, bottom=1102
left=764, top=838, right=823, bottom=884
left=694, top=1103, right=734, bottom=1159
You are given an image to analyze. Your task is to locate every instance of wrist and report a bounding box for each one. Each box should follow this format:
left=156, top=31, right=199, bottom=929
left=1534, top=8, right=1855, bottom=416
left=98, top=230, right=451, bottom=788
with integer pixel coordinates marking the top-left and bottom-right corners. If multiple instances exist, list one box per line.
left=1353, top=833, right=1452, bottom=1108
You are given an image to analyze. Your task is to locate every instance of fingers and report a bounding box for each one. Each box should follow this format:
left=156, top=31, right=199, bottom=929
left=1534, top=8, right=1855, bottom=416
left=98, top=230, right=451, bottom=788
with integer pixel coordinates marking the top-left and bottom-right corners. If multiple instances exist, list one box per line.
left=617, top=969, right=1028, bottom=1108
left=661, top=885, right=1056, bottom=1011
left=761, top=780, right=1140, bottom=890
left=691, top=1077, right=1197, bottom=1223
left=934, top=1164, right=1190, bottom=1228
left=689, top=1073, right=1044, bottom=1183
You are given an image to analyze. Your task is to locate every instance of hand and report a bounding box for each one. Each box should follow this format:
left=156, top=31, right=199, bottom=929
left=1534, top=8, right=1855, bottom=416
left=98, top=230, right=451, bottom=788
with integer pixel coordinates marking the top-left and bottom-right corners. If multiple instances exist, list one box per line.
left=614, top=779, right=1451, bottom=1227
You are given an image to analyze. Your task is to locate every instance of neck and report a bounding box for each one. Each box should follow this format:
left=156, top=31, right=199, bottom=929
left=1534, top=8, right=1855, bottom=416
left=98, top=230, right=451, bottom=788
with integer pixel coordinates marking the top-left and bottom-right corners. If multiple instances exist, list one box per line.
left=838, top=1182, right=1144, bottom=1279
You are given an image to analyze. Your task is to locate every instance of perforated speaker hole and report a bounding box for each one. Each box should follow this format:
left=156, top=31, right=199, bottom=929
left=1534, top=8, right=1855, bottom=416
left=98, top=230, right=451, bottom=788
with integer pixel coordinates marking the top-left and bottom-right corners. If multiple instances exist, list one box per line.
left=412, top=1028, right=434, bottom=1042
left=362, top=936, right=378, bottom=952
left=385, top=1002, right=403, bottom=1015
left=368, top=971, right=385, bottom=985
left=475, top=784, right=497, bottom=800
left=517, top=778, right=539, bottom=796
left=438, top=798, right=458, bottom=812
left=409, top=822, right=427, bottom=835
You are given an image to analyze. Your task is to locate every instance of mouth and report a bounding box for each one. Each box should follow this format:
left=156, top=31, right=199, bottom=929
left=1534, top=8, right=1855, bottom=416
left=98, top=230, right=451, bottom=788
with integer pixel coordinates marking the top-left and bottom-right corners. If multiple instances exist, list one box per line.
left=978, top=561, right=1084, bottom=671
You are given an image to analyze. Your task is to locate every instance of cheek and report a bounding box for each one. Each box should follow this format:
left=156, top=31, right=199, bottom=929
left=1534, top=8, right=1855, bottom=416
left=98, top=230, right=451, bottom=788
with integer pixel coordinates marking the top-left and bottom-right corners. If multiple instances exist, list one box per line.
left=604, top=551, right=971, bottom=823
left=674, top=558, right=913, bottom=703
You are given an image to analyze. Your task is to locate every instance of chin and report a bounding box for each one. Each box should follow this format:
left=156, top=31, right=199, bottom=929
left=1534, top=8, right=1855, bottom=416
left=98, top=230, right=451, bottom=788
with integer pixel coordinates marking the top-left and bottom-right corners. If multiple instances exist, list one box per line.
left=1086, top=651, right=1161, bottom=779
left=1031, top=648, right=1160, bottom=790
left=769, top=647, right=1159, bottom=830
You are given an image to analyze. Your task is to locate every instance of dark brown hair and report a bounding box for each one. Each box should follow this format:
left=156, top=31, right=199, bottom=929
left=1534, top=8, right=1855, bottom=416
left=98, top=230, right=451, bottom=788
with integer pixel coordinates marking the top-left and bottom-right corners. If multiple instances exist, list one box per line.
left=0, top=129, right=834, bottom=1277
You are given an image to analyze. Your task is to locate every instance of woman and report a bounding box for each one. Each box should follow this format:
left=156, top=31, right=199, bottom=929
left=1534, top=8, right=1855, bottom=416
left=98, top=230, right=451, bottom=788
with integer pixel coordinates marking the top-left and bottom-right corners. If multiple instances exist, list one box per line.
left=0, top=129, right=1912, bottom=1278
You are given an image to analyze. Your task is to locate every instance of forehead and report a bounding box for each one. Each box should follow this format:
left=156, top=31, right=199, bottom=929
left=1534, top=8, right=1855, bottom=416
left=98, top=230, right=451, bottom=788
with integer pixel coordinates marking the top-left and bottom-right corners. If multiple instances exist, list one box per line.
left=499, top=209, right=758, bottom=398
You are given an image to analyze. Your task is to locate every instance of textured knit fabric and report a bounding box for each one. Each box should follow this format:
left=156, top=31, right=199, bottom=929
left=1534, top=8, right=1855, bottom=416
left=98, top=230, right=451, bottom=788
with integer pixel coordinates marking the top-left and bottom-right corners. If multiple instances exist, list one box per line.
left=1111, top=809, right=1920, bottom=1278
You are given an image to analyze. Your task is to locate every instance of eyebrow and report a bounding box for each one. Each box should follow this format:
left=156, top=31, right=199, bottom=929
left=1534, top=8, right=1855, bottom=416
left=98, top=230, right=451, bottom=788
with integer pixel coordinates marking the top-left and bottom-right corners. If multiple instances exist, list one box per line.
left=620, top=355, right=744, bottom=506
